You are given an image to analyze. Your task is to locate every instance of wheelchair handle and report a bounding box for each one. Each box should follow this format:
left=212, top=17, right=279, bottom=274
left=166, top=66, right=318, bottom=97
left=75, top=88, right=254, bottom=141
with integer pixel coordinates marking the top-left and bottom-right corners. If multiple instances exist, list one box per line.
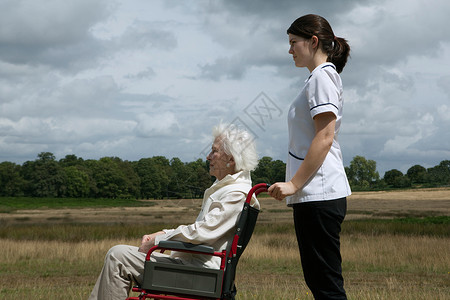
left=245, top=183, right=270, bottom=204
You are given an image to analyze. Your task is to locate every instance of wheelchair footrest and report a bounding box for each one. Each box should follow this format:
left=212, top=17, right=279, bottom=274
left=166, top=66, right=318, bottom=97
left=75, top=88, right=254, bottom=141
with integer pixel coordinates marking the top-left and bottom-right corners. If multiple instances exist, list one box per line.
left=142, top=261, right=224, bottom=298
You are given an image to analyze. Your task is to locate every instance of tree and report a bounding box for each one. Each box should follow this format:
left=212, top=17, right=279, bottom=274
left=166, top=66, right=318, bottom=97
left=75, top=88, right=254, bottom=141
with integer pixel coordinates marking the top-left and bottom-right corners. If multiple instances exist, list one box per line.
left=186, top=159, right=213, bottom=198
left=270, top=159, right=286, bottom=183
left=91, top=158, right=120, bottom=198
left=8, top=151, right=448, bottom=198
left=345, top=156, right=379, bottom=188
left=135, top=156, right=170, bottom=199
left=252, top=156, right=272, bottom=184
left=63, top=166, right=90, bottom=197
left=427, top=160, right=450, bottom=186
left=0, top=162, right=25, bottom=196
left=393, top=175, right=412, bottom=188
left=252, top=156, right=286, bottom=184
left=406, top=165, right=427, bottom=184
left=37, top=152, right=56, bottom=162
left=384, top=169, right=403, bottom=186
left=21, top=152, right=66, bottom=197
left=88, top=157, right=140, bottom=199
left=384, top=169, right=411, bottom=188
left=59, top=154, right=84, bottom=167
left=169, top=158, right=191, bottom=198
left=118, top=159, right=141, bottom=198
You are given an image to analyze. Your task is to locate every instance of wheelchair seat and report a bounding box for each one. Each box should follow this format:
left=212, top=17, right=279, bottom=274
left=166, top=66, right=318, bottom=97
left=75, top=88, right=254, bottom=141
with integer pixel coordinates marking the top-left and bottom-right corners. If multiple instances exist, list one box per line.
left=126, top=183, right=269, bottom=300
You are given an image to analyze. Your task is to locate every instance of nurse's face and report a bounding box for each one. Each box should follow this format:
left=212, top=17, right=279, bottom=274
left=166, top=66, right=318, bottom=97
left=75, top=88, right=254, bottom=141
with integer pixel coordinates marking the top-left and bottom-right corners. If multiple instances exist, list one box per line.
left=288, top=33, right=313, bottom=69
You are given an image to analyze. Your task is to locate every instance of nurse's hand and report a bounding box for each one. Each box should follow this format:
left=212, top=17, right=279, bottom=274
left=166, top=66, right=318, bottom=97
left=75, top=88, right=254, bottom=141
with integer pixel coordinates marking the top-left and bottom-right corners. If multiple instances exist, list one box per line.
left=268, top=181, right=298, bottom=201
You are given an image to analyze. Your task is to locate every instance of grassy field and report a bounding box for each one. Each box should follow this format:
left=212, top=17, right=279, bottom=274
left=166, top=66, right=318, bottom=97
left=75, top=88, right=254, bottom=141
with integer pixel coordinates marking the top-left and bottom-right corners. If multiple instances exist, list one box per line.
left=0, top=188, right=449, bottom=299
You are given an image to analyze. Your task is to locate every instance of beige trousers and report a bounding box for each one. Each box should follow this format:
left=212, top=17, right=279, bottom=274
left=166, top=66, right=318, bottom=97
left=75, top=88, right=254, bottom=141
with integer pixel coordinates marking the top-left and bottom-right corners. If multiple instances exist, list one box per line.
left=88, top=245, right=183, bottom=300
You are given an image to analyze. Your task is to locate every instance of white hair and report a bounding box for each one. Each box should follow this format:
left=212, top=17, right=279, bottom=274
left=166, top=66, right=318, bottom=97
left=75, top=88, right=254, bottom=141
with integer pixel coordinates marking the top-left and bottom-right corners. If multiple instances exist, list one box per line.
left=212, top=123, right=259, bottom=172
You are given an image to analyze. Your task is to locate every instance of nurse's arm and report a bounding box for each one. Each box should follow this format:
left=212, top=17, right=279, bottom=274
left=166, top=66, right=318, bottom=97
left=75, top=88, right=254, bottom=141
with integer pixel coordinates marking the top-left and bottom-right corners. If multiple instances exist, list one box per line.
left=291, top=111, right=336, bottom=188
left=268, top=112, right=336, bottom=200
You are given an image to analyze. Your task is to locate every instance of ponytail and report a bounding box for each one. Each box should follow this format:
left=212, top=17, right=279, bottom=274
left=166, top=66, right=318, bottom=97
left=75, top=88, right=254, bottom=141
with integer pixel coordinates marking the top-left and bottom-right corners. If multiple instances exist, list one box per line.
left=287, top=14, right=351, bottom=73
left=328, top=36, right=350, bottom=74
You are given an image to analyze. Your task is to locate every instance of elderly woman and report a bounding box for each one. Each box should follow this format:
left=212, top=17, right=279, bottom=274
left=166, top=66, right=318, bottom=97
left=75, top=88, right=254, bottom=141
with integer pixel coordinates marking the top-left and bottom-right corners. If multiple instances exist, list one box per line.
left=88, top=124, right=259, bottom=300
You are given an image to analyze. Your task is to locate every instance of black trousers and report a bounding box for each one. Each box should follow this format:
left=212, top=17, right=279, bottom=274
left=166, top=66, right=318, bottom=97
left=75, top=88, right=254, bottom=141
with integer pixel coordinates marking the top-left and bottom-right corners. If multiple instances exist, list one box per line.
left=293, top=198, right=347, bottom=300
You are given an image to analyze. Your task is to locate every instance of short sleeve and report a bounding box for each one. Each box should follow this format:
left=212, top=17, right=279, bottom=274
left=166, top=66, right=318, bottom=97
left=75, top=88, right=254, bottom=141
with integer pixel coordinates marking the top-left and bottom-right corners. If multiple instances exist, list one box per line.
left=306, top=69, right=340, bottom=119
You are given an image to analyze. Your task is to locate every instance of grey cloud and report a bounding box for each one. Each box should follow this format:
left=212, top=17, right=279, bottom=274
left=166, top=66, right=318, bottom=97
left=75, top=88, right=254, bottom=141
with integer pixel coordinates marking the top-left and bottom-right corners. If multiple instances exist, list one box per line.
left=118, top=22, right=177, bottom=51
left=1, top=0, right=449, bottom=176
left=202, top=0, right=365, bottom=19
left=1, top=76, right=123, bottom=121
left=189, top=0, right=373, bottom=82
left=0, top=0, right=110, bottom=46
left=192, top=0, right=450, bottom=90
left=437, top=75, right=450, bottom=98
left=338, top=0, right=450, bottom=91
left=197, top=56, right=247, bottom=81
left=125, top=67, right=156, bottom=80
left=0, top=0, right=112, bottom=70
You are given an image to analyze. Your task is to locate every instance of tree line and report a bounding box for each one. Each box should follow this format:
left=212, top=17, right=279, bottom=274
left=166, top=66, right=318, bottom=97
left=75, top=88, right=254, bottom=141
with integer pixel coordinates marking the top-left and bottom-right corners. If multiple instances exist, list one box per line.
left=0, top=152, right=449, bottom=199
left=344, top=156, right=450, bottom=190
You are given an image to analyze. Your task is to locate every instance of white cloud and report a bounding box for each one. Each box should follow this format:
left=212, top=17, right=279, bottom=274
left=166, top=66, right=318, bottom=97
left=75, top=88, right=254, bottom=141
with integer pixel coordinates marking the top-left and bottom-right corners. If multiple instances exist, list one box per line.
left=134, top=112, right=179, bottom=137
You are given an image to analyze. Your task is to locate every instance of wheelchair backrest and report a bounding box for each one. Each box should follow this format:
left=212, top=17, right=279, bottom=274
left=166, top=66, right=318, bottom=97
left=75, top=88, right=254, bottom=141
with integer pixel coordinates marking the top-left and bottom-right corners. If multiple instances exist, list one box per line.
left=221, top=183, right=268, bottom=299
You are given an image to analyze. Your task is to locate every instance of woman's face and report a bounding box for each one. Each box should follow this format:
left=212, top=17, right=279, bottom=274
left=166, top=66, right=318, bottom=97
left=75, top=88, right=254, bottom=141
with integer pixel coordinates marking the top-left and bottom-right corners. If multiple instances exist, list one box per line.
left=207, top=137, right=234, bottom=181
left=288, top=33, right=313, bottom=69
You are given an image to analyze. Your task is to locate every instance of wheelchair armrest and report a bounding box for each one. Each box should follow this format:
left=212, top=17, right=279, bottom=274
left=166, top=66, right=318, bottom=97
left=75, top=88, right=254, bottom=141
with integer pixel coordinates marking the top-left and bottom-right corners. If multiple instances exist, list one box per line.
left=157, top=240, right=215, bottom=254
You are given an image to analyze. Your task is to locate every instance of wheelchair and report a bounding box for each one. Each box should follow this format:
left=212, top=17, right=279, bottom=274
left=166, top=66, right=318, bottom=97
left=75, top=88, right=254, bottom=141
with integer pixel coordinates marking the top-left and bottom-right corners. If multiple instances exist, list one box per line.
left=126, top=183, right=269, bottom=300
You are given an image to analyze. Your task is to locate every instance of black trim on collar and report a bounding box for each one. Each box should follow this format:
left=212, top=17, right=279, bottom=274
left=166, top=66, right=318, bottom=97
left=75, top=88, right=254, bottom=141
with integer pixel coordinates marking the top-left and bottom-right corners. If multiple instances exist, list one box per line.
left=306, top=64, right=336, bottom=81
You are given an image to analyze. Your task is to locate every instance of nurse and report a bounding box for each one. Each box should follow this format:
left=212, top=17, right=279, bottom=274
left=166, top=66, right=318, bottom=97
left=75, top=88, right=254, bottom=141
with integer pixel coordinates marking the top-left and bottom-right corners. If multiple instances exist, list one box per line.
left=268, top=14, right=351, bottom=300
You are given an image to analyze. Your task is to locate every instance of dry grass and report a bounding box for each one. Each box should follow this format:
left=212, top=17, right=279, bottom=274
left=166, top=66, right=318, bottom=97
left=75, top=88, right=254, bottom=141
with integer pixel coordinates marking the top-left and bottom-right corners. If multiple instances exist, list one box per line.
left=0, top=239, right=130, bottom=299
left=1, top=233, right=448, bottom=299
left=235, top=233, right=450, bottom=300
left=1, top=188, right=449, bottom=299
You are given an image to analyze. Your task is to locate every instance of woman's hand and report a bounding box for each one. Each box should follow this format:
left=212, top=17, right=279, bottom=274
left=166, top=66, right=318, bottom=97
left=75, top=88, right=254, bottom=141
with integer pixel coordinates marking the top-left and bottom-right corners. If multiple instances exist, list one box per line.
left=268, top=181, right=298, bottom=201
left=138, top=231, right=165, bottom=253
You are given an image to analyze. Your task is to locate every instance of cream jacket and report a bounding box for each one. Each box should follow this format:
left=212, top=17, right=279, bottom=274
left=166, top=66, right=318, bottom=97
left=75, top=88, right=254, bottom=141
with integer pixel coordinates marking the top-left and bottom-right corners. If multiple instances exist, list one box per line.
left=154, top=170, right=259, bottom=269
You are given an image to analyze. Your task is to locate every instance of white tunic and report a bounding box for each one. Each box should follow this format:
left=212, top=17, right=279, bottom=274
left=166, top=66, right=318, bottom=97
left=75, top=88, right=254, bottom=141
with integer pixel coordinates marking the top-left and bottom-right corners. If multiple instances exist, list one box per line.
left=286, top=62, right=351, bottom=205
left=155, top=170, right=259, bottom=268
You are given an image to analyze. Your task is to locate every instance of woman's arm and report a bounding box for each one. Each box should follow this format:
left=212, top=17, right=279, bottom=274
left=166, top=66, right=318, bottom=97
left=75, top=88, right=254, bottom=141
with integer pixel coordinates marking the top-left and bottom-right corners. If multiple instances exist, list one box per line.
left=268, top=112, right=336, bottom=201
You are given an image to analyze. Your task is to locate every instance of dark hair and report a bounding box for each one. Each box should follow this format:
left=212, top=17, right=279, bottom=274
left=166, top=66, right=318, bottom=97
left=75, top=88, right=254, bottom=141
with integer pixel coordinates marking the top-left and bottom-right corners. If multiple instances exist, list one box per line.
left=287, top=14, right=350, bottom=73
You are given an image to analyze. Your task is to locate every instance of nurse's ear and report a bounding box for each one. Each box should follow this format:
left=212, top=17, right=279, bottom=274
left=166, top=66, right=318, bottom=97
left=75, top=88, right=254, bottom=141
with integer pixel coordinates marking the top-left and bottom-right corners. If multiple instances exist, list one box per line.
left=311, top=35, right=319, bottom=49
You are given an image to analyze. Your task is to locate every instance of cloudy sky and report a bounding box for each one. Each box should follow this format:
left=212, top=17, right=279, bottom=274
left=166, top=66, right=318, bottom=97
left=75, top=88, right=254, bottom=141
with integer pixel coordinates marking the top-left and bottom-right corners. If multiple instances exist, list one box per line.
left=1, top=0, right=449, bottom=176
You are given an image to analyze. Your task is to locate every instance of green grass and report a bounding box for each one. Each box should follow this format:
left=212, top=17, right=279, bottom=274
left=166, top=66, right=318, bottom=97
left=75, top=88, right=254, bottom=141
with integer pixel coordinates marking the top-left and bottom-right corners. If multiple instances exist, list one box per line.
left=342, top=216, right=450, bottom=237
left=0, top=197, right=156, bottom=212
left=1, top=217, right=448, bottom=242
left=0, top=223, right=170, bottom=242
left=254, top=216, right=450, bottom=237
